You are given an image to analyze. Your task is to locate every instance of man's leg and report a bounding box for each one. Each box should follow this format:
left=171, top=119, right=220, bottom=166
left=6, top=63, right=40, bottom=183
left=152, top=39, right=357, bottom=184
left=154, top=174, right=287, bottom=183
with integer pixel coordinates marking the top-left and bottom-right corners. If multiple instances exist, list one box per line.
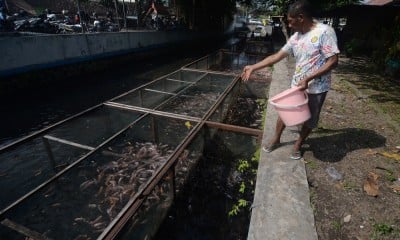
left=291, top=92, right=327, bottom=159
left=293, top=124, right=312, bottom=152
left=263, top=117, right=285, bottom=152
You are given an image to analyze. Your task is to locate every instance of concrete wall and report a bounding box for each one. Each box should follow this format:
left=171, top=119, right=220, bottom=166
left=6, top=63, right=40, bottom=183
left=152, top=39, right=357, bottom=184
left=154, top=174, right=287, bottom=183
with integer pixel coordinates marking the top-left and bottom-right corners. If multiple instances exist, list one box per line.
left=0, top=30, right=203, bottom=77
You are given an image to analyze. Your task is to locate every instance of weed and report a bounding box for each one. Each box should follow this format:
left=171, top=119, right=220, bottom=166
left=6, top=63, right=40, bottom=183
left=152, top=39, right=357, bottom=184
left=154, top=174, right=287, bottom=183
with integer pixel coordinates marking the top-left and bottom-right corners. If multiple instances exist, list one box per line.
left=252, top=147, right=261, bottom=163
left=343, top=181, right=358, bottom=191
left=238, top=199, right=248, bottom=208
left=229, top=147, right=259, bottom=218
left=228, top=199, right=248, bottom=217
left=332, top=220, right=342, bottom=232
left=228, top=204, right=240, bottom=217
left=370, top=223, right=400, bottom=239
left=238, top=159, right=250, bottom=173
left=239, top=182, right=246, bottom=194
left=309, top=189, right=317, bottom=214
left=383, top=169, right=397, bottom=182
left=306, top=160, right=318, bottom=169
left=373, top=223, right=393, bottom=234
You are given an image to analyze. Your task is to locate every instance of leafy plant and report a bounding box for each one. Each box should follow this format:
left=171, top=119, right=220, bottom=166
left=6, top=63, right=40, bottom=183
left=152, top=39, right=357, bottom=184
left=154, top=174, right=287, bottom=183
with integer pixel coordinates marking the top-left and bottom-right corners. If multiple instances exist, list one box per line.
left=228, top=199, right=248, bottom=217
left=384, top=169, right=397, bottom=182
left=228, top=147, right=259, bottom=218
left=251, top=147, right=261, bottom=163
left=238, top=159, right=250, bottom=173
left=372, top=223, right=394, bottom=236
left=228, top=204, right=240, bottom=217
left=238, top=199, right=248, bottom=208
left=239, top=181, right=246, bottom=194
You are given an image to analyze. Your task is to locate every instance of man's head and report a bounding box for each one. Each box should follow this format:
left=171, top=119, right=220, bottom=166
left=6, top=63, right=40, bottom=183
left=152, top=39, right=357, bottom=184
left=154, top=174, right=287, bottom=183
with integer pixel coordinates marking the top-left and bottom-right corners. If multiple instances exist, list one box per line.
left=287, top=0, right=314, bottom=33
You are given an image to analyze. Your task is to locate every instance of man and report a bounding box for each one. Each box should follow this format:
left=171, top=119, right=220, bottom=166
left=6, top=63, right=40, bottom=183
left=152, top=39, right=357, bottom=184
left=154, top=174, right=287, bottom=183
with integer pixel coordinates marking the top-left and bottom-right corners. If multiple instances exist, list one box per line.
left=241, top=0, right=339, bottom=160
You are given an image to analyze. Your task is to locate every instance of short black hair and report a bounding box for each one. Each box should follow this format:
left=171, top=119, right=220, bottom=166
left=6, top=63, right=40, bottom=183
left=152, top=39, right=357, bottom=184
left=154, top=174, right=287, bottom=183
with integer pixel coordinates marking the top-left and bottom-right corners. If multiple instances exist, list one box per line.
left=287, top=0, right=314, bottom=19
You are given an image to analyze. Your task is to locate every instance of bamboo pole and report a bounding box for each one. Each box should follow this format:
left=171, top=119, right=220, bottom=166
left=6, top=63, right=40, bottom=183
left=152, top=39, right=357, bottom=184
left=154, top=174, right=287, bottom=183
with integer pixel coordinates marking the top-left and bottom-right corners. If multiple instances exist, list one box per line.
left=122, top=0, right=127, bottom=28
left=114, top=0, right=121, bottom=30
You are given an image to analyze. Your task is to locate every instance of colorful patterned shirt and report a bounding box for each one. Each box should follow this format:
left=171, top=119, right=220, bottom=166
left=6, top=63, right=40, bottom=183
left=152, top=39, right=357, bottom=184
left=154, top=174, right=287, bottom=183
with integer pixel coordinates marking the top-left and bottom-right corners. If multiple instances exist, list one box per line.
left=282, top=22, right=340, bottom=94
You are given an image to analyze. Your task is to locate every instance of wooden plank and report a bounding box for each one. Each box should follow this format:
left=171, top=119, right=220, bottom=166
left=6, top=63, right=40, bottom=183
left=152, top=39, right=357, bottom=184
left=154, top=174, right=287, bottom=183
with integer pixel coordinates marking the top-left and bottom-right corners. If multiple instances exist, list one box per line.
left=205, top=121, right=263, bottom=136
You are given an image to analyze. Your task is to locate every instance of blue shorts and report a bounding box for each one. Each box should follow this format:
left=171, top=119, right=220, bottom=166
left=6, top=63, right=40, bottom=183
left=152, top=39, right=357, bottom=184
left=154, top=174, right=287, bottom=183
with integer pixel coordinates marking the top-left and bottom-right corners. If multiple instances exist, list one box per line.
left=304, top=92, right=327, bottom=129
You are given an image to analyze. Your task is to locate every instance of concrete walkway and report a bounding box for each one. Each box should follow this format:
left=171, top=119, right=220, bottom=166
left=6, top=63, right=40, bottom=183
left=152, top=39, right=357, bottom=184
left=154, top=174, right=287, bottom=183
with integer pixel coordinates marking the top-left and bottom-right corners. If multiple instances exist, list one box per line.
left=247, top=56, right=318, bottom=240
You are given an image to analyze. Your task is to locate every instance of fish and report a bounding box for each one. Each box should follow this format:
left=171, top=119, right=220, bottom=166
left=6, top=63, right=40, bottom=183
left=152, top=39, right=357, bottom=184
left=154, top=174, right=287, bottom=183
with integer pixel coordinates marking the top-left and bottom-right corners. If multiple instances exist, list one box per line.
left=80, top=179, right=97, bottom=191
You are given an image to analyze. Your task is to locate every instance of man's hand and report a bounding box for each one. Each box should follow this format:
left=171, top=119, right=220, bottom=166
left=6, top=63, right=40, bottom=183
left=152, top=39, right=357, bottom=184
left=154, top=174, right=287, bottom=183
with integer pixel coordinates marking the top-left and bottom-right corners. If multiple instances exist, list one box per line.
left=296, top=78, right=309, bottom=90
left=241, top=65, right=253, bottom=82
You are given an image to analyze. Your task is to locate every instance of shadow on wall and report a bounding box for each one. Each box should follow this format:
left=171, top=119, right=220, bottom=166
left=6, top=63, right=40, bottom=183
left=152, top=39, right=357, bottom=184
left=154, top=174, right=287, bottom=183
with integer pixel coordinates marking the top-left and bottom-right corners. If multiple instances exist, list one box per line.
left=306, top=128, right=386, bottom=163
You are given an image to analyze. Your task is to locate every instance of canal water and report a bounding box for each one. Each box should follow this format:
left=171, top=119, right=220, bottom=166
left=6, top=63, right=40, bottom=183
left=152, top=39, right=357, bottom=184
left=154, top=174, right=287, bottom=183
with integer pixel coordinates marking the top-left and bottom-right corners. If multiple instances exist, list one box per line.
left=0, top=42, right=226, bottom=148
left=0, top=37, right=269, bottom=239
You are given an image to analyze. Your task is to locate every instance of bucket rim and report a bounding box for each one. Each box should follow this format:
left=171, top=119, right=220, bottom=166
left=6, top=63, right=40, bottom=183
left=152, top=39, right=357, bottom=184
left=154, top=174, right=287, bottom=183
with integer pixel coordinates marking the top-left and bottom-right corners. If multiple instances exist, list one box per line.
left=270, top=86, right=303, bottom=102
left=269, top=90, right=308, bottom=109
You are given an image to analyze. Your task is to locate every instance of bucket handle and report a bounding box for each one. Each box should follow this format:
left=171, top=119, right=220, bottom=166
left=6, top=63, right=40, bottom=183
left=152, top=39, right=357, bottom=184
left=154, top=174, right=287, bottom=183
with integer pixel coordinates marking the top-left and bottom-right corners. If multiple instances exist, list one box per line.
left=269, top=91, right=309, bottom=110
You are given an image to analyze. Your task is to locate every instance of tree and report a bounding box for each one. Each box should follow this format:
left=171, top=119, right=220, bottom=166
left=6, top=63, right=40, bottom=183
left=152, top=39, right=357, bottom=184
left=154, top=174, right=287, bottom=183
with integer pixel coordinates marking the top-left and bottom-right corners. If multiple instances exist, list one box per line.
left=175, top=0, right=236, bottom=30
left=243, top=0, right=361, bottom=15
left=99, top=0, right=115, bottom=8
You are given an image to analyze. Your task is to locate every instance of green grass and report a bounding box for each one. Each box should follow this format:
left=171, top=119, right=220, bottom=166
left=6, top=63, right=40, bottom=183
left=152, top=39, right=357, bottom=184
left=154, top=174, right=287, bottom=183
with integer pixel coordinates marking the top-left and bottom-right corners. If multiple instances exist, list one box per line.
left=332, top=219, right=342, bottom=232
left=371, top=223, right=400, bottom=240
left=343, top=181, right=358, bottom=191
left=306, top=160, right=318, bottom=169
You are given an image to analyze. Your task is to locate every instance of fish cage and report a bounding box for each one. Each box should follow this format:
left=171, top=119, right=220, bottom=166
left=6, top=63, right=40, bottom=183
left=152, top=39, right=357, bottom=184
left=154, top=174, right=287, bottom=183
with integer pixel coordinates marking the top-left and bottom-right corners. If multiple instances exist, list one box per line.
left=183, top=49, right=266, bottom=75
left=182, top=48, right=272, bottom=84
left=182, top=48, right=272, bottom=111
left=0, top=46, right=269, bottom=240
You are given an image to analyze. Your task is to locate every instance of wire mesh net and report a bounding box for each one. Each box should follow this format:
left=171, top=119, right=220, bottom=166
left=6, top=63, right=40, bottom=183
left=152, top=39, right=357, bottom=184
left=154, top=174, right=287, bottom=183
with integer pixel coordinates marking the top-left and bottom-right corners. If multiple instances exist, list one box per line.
left=0, top=43, right=271, bottom=239
left=0, top=106, right=140, bottom=211
left=116, top=131, right=205, bottom=240
left=156, top=73, right=234, bottom=118
left=183, top=50, right=267, bottom=75
left=1, top=114, right=196, bottom=240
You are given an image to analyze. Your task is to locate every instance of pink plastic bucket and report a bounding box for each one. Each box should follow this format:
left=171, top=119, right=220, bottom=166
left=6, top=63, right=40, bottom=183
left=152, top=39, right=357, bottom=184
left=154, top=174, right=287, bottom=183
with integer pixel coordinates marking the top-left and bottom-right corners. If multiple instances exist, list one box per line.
left=269, top=86, right=311, bottom=126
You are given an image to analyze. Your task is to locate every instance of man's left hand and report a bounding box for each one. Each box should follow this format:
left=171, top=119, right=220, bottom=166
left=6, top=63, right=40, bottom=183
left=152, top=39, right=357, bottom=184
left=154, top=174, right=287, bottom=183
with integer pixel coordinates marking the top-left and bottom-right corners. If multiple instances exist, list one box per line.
left=297, top=79, right=309, bottom=90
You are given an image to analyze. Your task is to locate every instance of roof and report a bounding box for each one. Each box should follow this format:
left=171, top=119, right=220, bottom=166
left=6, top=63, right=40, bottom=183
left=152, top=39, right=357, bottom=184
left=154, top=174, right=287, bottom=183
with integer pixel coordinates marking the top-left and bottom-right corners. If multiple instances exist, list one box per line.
left=319, top=1, right=400, bottom=17
left=364, top=0, right=393, bottom=5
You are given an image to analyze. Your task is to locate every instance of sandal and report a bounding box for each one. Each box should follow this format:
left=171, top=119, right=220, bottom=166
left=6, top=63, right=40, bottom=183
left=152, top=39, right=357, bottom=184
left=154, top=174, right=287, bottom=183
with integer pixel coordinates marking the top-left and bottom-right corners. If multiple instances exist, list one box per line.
left=262, top=143, right=280, bottom=153
left=290, top=150, right=302, bottom=160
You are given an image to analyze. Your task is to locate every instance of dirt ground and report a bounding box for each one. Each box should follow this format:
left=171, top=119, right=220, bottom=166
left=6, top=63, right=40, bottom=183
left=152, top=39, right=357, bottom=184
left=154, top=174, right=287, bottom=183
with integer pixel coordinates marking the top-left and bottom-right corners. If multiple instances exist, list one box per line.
left=303, top=56, right=400, bottom=240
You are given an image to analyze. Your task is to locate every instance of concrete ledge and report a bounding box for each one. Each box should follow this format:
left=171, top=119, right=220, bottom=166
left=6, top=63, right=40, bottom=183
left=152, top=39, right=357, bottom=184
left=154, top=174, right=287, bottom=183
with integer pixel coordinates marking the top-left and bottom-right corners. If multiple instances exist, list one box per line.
left=0, top=31, right=221, bottom=77
left=247, top=57, right=318, bottom=240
